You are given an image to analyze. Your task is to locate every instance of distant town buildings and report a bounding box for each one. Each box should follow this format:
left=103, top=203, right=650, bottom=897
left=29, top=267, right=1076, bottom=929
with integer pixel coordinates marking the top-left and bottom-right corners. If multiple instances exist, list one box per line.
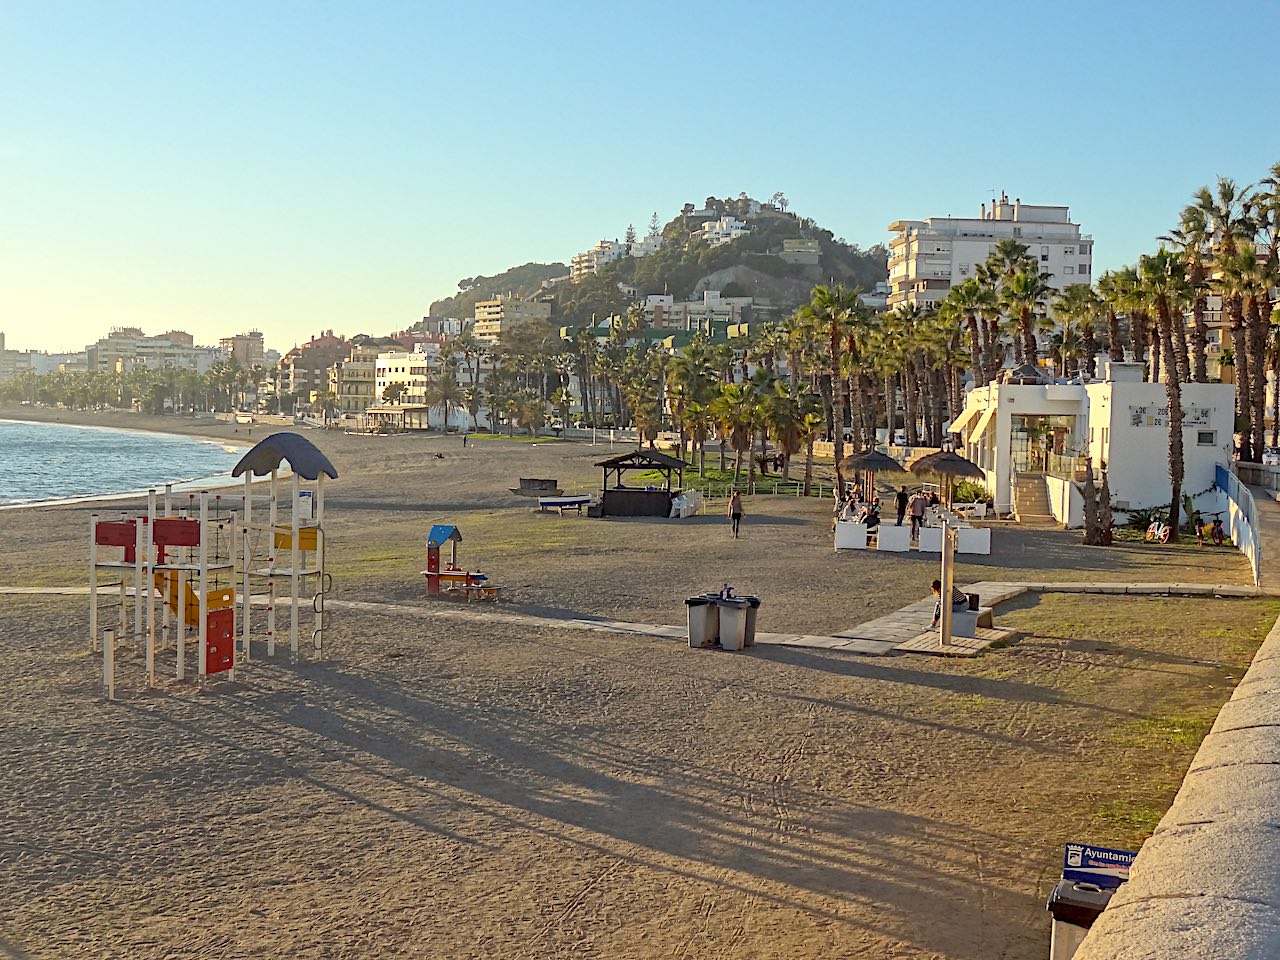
left=644, top=291, right=753, bottom=332
left=472, top=296, right=553, bottom=344
left=0, top=333, right=32, bottom=382
left=887, top=194, right=1092, bottom=308
left=780, top=238, right=820, bottom=266
left=628, top=231, right=665, bottom=258
left=329, top=344, right=381, bottom=415
left=86, top=327, right=224, bottom=374
left=220, top=330, right=265, bottom=368
left=570, top=239, right=629, bottom=280
left=277, top=330, right=349, bottom=403
left=699, top=216, right=750, bottom=247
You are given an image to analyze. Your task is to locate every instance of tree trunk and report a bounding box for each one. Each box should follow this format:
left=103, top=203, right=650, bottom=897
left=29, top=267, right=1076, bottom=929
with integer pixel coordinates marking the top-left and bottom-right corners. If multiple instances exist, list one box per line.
left=1158, top=305, right=1184, bottom=538
left=967, top=315, right=984, bottom=388
left=884, top=375, right=896, bottom=443
left=1149, top=323, right=1162, bottom=384
left=1081, top=323, right=1097, bottom=379
left=1107, top=310, right=1124, bottom=362
left=1021, top=310, right=1037, bottom=363
left=1081, top=458, right=1101, bottom=545
left=803, top=438, right=814, bottom=496
left=1129, top=312, right=1145, bottom=364
left=1229, top=296, right=1253, bottom=462
left=1172, top=312, right=1191, bottom=385
left=902, top=369, right=920, bottom=446
left=1190, top=287, right=1208, bottom=383
left=830, top=325, right=846, bottom=498
left=1248, top=293, right=1267, bottom=464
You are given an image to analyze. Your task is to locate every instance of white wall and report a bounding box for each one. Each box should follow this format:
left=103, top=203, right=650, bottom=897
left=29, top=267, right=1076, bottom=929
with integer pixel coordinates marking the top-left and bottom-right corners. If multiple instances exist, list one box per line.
left=1045, top=474, right=1085, bottom=528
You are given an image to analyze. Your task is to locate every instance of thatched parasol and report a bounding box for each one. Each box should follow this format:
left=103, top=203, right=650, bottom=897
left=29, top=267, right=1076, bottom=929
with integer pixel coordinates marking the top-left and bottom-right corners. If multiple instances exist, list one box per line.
left=909, top=451, right=985, bottom=506
left=839, top=449, right=905, bottom=504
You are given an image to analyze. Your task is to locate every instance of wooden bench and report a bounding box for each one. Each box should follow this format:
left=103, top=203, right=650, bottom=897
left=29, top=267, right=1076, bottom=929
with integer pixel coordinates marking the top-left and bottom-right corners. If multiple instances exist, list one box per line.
left=538, top=495, right=593, bottom=516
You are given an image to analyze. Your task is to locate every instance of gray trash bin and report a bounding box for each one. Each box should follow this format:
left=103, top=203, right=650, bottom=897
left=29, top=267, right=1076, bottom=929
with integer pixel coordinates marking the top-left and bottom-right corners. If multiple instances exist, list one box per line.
left=741, top=596, right=761, bottom=647
left=685, top=596, right=718, bottom=648
left=718, top=598, right=749, bottom=651
left=1046, top=880, right=1112, bottom=960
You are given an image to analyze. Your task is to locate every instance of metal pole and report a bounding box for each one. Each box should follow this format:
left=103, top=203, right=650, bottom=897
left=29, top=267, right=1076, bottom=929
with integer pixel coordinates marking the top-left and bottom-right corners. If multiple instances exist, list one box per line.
left=198, top=492, right=208, bottom=679
left=103, top=627, right=115, bottom=700
left=242, top=472, right=252, bottom=660
left=940, top=520, right=955, bottom=647
left=268, top=468, right=277, bottom=657
left=133, top=516, right=145, bottom=649
left=89, top=514, right=98, bottom=651
left=290, top=471, right=301, bottom=660
left=146, top=489, right=156, bottom=686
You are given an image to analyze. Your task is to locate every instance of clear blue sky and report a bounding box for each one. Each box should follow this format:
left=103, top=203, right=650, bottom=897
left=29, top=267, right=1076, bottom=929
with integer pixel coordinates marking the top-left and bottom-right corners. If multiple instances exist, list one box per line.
left=3, top=0, right=1277, bottom=352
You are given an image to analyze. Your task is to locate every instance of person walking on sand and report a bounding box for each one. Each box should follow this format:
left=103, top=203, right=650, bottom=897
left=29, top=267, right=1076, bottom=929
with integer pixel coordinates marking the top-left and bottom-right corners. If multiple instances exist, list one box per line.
left=728, top=491, right=744, bottom=540
left=895, top=486, right=909, bottom=526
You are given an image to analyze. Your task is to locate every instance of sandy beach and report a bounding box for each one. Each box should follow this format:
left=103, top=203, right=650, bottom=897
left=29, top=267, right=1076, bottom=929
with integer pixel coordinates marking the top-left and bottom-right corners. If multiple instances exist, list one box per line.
left=1, top=408, right=1274, bottom=959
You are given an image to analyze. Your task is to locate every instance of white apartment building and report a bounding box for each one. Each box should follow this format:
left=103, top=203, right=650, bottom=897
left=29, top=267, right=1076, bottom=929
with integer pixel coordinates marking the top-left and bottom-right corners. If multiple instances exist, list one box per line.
left=699, top=216, right=750, bottom=247
left=472, top=296, right=553, bottom=344
left=629, top=232, right=664, bottom=258
left=86, top=327, right=225, bottom=374
left=645, top=291, right=753, bottom=332
left=0, top=332, right=32, bottom=382
left=887, top=194, right=1092, bottom=308
left=569, top=239, right=629, bottom=280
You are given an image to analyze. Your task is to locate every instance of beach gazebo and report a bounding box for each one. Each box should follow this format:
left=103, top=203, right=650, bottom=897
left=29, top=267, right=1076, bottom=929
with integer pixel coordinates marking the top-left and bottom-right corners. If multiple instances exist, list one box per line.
left=839, top=448, right=904, bottom=504
left=595, top=449, right=686, bottom=517
left=909, top=450, right=985, bottom=506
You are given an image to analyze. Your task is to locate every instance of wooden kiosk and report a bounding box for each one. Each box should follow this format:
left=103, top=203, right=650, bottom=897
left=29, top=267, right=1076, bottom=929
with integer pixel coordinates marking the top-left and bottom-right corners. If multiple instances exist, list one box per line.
left=595, top=450, right=686, bottom=517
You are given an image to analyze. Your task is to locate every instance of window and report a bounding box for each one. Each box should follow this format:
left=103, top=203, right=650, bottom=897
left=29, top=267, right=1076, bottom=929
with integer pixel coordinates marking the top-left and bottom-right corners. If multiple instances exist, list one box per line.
left=958, top=264, right=969, bottom=276
left=1041, top=254, right=1049, bottom=261
left=1079, top=262, right=1090, bottom=274
left=1041, top=246, right=1049, bottom=254
left=1198, top=430, right=1216, bottom=446
left=1013, top=227, right=1022, bottom=237
left=1064, top=246, right=1074, bottom=255
left=1065, top=266, right=1075, bottom=274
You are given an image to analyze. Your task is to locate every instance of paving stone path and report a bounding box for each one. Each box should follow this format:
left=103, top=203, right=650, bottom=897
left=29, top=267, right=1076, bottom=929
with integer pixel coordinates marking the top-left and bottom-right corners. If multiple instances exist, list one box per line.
left=9, top=579, right=1278, bottom=658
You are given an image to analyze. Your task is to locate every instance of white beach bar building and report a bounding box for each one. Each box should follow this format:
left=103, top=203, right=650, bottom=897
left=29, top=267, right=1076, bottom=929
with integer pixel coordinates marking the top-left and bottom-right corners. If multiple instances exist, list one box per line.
left=952, top=362, right=1236, bottom=525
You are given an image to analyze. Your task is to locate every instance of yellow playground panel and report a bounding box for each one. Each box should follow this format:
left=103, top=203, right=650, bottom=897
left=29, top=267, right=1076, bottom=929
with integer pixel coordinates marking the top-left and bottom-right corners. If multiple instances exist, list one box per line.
left=273, top=526, right=319, bottom=551
left=153, top=571, right=235, bottom=627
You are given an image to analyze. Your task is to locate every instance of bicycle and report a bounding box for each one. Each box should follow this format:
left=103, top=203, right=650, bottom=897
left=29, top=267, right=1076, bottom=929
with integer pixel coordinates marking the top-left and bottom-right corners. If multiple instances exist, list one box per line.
left=1145, top=518, right=1172, bottom=544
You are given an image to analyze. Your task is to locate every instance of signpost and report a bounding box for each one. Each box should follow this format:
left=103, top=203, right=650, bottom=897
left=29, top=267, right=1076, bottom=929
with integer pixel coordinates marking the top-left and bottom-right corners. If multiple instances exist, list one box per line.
left=1063, top=842, right=1136, bottom=889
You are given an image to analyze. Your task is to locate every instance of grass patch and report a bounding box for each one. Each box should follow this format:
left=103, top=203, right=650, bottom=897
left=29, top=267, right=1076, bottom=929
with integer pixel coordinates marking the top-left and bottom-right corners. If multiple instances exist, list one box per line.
left=465, top=433, right=563, bottom=444
left=631, top=466, right=835, bottom=497
left=1112, top=528, right=1234, bottom=549
left=1108, top=710, right=1217, bottom=750
left=1093, top=798, right=1167, bottom=839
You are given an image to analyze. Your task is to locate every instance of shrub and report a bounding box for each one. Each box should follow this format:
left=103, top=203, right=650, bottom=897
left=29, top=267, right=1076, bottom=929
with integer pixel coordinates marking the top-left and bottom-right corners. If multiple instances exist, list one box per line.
left=952, top=480, right=990, bottom=504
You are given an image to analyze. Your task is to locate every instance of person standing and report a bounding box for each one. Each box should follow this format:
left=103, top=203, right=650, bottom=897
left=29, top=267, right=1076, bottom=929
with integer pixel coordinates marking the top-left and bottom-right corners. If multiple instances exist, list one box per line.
left=895, top=486, right=909, bottom=526
left=909, top=491, right=927, bottom=540
left=728, top=491, right=744, bottom=540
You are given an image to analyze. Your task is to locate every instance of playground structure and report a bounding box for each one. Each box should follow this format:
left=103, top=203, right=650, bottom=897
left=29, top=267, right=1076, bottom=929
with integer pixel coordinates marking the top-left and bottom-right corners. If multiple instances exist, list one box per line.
left=423, top=524, right=501, bottom=601
left=88, top=432, right=337, bottom=696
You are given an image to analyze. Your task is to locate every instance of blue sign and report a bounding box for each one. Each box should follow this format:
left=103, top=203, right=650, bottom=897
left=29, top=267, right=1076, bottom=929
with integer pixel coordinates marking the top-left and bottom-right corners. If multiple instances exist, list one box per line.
left=1063, top=842, right=1137, bottom=889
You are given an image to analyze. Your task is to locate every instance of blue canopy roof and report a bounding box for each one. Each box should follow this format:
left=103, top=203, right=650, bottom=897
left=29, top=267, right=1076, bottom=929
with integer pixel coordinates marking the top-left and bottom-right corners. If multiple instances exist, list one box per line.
left=427, top=525, right=462, bottom=546
left=232, top=432, right=339, bottom=480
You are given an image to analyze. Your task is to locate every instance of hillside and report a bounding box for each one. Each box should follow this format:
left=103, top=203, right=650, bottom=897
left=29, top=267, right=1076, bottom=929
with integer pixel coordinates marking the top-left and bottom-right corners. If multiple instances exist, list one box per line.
left=427, top=261, right=568, bottom=319
left=426, top=195, right=887, bottom=327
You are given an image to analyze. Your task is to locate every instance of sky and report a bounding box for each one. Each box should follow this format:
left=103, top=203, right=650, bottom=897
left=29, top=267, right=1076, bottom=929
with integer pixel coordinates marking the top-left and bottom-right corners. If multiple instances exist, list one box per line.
left=3, top=0, right=1279, bottom=353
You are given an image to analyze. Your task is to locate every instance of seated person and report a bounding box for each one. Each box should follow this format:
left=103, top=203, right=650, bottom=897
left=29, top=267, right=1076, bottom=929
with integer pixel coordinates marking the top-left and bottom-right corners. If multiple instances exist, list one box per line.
left=856, top=502, right=881, bottom=530
left=929, top=579, right=969, bottom=629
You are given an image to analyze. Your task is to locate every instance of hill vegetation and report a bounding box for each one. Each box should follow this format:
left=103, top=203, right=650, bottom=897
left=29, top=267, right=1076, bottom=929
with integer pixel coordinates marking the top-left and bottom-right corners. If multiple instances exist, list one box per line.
left=425, top=194, right=887, bottom=327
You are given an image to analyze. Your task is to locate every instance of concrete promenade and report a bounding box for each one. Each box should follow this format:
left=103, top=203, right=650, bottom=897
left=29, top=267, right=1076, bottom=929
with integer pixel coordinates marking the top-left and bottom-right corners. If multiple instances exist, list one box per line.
left=1077, top=491, right=1280, bottom=959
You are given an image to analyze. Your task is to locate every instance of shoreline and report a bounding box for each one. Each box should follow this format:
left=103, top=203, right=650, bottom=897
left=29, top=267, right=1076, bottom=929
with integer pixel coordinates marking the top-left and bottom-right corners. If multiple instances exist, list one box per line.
left=0, top=412, right=255, bottom=512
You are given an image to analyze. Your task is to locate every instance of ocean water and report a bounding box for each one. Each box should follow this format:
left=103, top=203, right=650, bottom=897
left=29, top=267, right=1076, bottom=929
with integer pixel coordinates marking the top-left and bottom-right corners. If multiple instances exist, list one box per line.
left=0, top=420, right=241, bottom=506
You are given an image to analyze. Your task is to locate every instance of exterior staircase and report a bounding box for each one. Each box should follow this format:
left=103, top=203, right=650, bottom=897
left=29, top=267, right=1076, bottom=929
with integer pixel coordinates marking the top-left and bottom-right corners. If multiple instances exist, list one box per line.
left=1014, top=473, right=1055, bottom=524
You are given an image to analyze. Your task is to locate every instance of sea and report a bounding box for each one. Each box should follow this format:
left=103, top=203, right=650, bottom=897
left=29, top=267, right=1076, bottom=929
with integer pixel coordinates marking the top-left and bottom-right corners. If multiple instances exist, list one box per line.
left=0, top=420, right=242, bottom=507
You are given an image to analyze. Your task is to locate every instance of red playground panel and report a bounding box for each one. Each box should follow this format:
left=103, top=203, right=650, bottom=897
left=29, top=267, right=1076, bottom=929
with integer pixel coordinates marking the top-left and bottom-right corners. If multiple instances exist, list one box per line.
left=205, top=608, right=235, bottom=675
left=153, top=518, right=201, bottom=548
left=95, top=519, right=139, bottom=563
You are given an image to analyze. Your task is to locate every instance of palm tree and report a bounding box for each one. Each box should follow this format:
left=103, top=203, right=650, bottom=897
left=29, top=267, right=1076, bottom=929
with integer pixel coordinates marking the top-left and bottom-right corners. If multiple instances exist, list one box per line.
left=427, top=369, right=462, bottom=430
left=1050, top=284, right=1103, bottom=379
left=462, top=385, right=484, bottom=431
left=999, top=269, right=1052, bottom=364
left=1160, top=205, right=1212, bottom=382
left=1139, top=249, right=1191, bottom=537
left=797, top=284, right=861, bottom=498
left=1095, top=270, right=1129, bottom=363
left=762, top=380, right=809, bottom=480
left=797, top=410, right=825, bottom=496
left=709, top=382, right=759, bottom=489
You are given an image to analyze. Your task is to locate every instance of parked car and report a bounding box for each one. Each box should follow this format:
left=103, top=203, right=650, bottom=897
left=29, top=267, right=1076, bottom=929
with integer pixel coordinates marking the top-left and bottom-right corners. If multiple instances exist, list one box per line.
left=1262, top=447, right=1280, bottom=466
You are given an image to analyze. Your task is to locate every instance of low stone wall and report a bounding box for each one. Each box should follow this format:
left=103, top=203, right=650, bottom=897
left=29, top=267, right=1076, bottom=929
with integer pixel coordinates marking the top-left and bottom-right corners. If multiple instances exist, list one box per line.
left=1075, top=612, right=1280, bottom=958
